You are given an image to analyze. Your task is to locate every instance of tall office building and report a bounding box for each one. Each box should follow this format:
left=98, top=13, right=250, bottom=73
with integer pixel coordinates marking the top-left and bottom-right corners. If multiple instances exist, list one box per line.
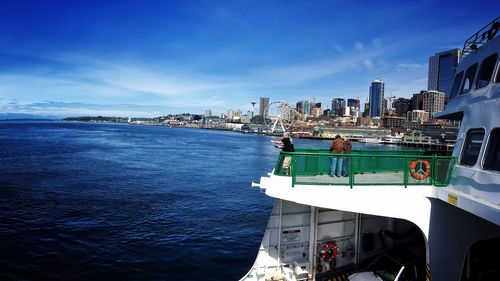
left=259, top=97, right=270, bottom=120
left=347, top=98, right=360, bottom=117
left=392, top=98, right=411, bottom=117
left=204, top=109, right=212, bottom=117
left=422, top=90, right=445, bottom=116
left=363, top=99, right=370, bottom=117
left=369, top=79, right=384, bottom=118
left=227, top=109, right=241, bottom=121
left=428, top=48, right=461, bottom=98
left=331, top=98, right=346, bottom=117
left=296, top=100, right=313, bottom=116
left=412, top=90, right=445, bottom=117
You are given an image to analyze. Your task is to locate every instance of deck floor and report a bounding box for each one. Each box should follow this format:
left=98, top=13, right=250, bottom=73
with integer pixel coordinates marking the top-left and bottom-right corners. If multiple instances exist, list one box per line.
left=295, top=172, right=431, bottom=185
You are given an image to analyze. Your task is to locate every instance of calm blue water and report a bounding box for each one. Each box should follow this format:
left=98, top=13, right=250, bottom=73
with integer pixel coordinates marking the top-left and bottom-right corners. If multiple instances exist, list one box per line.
left=0, top=121, right=394, bottom=281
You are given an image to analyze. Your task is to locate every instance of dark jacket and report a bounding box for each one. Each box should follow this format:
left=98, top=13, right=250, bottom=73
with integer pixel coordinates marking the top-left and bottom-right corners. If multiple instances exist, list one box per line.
left=330, top=138, right=344, bottom=154
left=282, top=137, right=295, bottom=152
left=343, top=139, right=352, bottom=154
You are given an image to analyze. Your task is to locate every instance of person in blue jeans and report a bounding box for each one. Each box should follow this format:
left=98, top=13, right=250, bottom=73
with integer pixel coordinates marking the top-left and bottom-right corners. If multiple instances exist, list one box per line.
left=329, top=135, right=344, bottom=177
left=342, top=139, right=352, bottom=177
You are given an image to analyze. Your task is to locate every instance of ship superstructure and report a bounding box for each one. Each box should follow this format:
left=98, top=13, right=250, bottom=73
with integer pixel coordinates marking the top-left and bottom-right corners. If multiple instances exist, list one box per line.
left=243, top=17, right=500, bottom=281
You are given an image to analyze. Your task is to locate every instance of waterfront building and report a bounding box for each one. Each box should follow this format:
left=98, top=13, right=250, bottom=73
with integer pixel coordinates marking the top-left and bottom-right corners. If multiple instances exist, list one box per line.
left=204, top=109, right=212, bottom=117
left=407, top=109, right=430, bottom=129
left=428, top=48, right=461, bottom=98
left=227, top=109, right=241, bottom=122
left=311, top=107, right=322, bottom=118
left=331, top=98, right=346, bottom=117
left=369, top=79, right=385, bottom=118
left=382, top=116, right=408, bottom=128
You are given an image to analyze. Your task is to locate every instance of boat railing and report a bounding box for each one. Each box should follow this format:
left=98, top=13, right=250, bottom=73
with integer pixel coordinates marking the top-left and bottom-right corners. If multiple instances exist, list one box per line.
left=462, top=16, right=499, bottom=58
left=274, top=148, right=456, bottom=188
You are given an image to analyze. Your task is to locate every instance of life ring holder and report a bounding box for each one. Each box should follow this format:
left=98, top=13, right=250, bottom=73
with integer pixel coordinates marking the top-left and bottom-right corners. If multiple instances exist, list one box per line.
left=409, top=160, right=431, bottom=180
left=319, top=241, right=338, bottom=262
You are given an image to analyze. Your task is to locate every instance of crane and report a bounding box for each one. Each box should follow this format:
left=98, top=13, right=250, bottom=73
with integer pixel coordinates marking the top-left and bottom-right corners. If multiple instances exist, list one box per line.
left=386, top=95, right=396, bottom=109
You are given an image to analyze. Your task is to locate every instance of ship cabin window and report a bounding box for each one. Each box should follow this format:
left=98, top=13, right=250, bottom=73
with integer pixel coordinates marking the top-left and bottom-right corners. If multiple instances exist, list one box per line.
left=497, top=59, right=500, bottom=83
left=460, top=128, right=485, bottom=166
left=460, top=63, right=478, bottom=94
left=450, top=71, right=464, bottom=98
left=476, top=54, right=498, bottom=89
left=483, top=128, right=500, bottom=172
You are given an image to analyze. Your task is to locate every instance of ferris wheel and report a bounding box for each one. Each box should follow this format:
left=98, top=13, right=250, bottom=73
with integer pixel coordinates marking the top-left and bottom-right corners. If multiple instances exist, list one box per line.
left=264, top=101, right=299, bottom=133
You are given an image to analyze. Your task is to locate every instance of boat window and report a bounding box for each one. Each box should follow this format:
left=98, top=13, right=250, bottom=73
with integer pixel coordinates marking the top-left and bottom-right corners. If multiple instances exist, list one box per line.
left=476, top=54, right=498, bottom=89
left=483, top=128, right=500, bottom=172
left=460, top=63, right=478, bottom=94
left=460, top=129, right=485, bottom=166
left=450, top=71, right=464, bottom=98
left=497, top=60, right=500, bottom=83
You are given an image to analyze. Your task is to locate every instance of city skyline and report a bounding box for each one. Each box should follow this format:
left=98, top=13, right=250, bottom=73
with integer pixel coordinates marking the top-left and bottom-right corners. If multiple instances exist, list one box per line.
left=1, top=0, right=497, bottom=118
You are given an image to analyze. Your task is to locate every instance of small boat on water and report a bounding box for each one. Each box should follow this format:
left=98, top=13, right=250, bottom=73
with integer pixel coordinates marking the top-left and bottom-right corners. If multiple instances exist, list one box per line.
left=358, top=137, right=383, bottom=144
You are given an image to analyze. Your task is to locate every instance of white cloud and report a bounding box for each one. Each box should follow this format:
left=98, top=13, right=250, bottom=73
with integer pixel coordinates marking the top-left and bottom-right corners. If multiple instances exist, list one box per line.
left=355, top=42, right=364, bottom=51
left=396, top=63, right=427, bottom=70
left=363, top=59, right=374, bottom=70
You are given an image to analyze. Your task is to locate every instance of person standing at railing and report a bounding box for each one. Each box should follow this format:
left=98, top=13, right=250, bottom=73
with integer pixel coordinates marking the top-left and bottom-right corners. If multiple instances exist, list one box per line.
left=342, top=138, right=352, bottom=177
left=329, top=135, right=344, bottom=177
left=272, top=132, right=295, bottom=175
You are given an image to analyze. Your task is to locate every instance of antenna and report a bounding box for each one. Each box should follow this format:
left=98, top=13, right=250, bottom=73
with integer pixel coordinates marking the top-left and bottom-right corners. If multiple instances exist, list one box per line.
left=251, top=102, right=256, bottom=118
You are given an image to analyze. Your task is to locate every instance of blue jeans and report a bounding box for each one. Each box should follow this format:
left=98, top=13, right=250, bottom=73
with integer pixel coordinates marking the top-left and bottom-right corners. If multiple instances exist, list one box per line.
left=330, top=157, right=343, bottom=177
left=342, top=157, right=350, bottom=176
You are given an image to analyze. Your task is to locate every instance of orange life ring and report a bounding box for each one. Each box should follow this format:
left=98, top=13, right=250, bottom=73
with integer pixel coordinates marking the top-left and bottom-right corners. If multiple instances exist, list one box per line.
left=409, top=160, right=431, bottom=180
left=319, top=241, right=338, bottom=262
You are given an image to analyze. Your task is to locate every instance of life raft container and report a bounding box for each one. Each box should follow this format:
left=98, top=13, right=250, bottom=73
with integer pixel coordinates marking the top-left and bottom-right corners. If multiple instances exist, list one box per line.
left=409, top=160, right=431, bottom=180
left=319, top=241, right=338, bottom=262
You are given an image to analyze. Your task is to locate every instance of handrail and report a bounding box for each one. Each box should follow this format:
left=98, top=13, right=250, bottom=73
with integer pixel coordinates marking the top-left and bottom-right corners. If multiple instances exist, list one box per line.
left=275, top=149, right=456, bottom=188
left=462, top=16, right=500, bottom=58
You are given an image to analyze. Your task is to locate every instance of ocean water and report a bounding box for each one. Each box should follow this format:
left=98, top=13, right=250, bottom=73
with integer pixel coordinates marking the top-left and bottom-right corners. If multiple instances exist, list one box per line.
left=0, top=121, right=335, bottom=281
left=0, top=121, right=397, bottom=281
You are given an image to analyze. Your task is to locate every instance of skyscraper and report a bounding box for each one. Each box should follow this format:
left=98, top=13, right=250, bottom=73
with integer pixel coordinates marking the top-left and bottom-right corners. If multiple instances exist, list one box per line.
left=259, top=97, right=269, bottom=119
left=369, top=79, right=384, bottom=118
left=347, top=98, right=360, bottom=117
left=296, top=100, right=312, bottom=116
left=428, top=48, right=461, bottom=98
left=331, top=98, right=346, bottom=117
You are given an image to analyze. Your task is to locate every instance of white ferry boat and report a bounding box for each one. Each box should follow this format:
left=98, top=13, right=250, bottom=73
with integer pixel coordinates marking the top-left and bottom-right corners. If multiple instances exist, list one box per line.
left=359, top=137, right=384, bottom=144
left=383, top=135, right=403, bottom=144
left=243, top=17, right=500, bottom=281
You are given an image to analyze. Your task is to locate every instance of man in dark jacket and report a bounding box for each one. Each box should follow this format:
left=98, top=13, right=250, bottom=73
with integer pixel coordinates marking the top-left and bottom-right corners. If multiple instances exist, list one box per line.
left=329, top=135, right=344, bottom=177
left=272, top=132, right=295, bottom=175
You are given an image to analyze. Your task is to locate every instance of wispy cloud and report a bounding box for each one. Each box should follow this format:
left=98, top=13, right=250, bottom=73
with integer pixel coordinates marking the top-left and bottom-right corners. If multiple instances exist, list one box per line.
left=363, top=59, right=374, bottom=71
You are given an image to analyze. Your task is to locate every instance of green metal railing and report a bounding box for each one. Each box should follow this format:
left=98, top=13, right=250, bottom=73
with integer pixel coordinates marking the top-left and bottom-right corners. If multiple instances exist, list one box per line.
left=274, top=148, right=456, bottom=188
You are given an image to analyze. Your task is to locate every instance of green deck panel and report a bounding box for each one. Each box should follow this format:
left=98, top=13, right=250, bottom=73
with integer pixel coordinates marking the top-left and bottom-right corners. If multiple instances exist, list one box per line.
left=274, top=149, right=455, bottom=187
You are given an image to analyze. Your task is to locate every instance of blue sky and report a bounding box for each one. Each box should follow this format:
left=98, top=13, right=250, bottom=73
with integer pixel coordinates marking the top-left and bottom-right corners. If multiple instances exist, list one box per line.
left=0, top=0, right=497, bottom=118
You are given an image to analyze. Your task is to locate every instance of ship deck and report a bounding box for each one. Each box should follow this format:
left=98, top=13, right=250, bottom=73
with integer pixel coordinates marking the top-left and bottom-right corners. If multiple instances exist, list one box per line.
left=275, top=148, right=455, bottom=187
